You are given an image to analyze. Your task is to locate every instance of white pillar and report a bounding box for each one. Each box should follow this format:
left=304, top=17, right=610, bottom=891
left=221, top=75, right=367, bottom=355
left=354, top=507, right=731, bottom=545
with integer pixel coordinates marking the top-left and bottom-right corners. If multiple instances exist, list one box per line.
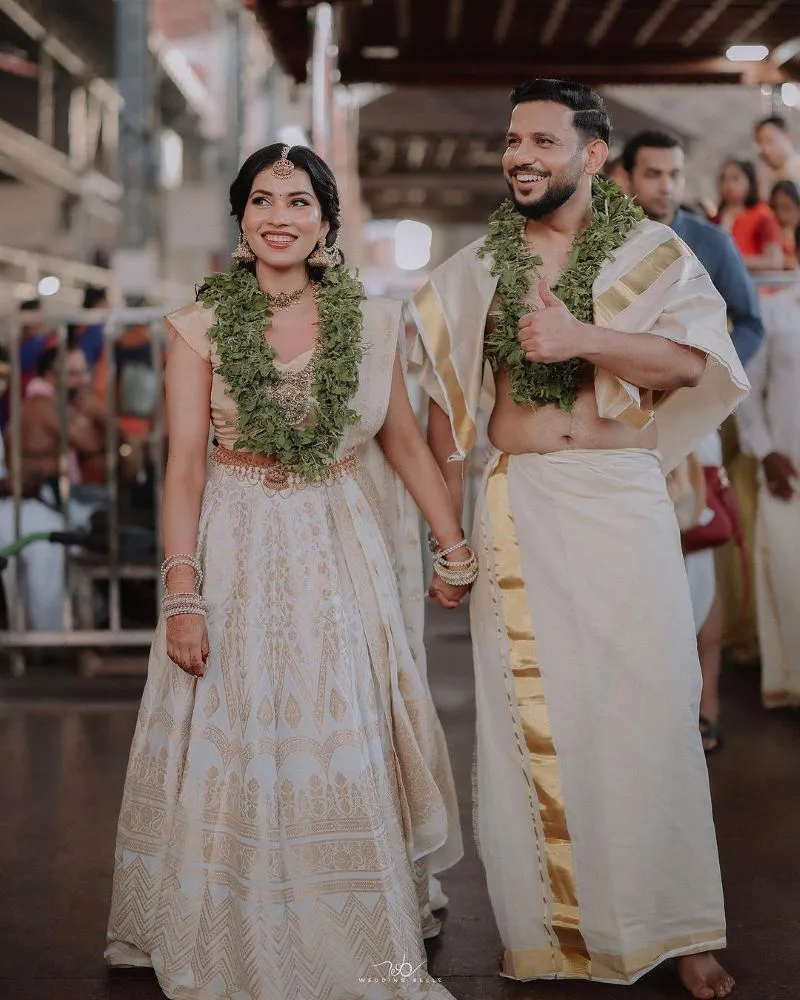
left=310, top=3, right=335, bottom=162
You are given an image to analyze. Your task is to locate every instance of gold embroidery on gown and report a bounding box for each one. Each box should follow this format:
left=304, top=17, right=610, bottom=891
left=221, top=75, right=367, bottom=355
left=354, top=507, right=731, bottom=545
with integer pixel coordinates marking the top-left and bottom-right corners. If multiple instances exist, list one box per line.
left=105, top=298, right=462, bottom=1000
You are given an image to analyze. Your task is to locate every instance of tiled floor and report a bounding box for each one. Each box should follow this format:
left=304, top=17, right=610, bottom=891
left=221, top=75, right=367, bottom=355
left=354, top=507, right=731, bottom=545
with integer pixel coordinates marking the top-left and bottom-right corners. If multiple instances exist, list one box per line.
left=1, top=604, right=797, bottom=999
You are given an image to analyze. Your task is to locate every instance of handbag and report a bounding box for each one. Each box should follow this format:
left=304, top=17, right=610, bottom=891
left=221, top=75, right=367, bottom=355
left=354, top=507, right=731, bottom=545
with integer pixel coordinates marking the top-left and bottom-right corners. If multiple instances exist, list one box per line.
left=681, top=465, right=740, bottom=553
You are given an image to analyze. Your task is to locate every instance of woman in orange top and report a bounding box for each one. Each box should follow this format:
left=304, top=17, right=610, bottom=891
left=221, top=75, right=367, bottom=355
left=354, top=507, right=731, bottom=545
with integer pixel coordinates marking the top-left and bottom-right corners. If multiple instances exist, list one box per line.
left=716, top=159, right=783, bottom=272
left=770, top=179, right=800, bottom=269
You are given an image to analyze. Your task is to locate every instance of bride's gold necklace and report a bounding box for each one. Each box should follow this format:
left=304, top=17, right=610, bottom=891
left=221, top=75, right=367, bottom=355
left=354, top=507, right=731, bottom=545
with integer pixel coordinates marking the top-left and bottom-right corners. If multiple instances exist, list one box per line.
left=262, top=279, right=312, bottom=311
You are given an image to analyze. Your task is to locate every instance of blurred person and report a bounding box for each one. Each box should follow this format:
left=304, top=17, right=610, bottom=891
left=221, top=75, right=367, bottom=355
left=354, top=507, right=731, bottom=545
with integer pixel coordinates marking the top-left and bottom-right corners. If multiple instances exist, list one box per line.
left=755, top=115, right=800, bottom=201
left=75, top=286, right=109, bottom=367
left=622, top=131, right=763, bottom=366
left=105, top=143, right=465, bottom=1000
left=93, top=310, right=159, bottom=453
left=736, top=281, right=800, bottom=709
left=0, top=346, right=106, bottom=630
left=412, top=79, right=746, bottom=998
left=604, top=153, right=629, bottom=193
left=91, top=304, right=172, bottom=503
left=20, top=345, right=106, bottom=491
left=682, top=433, right=731, bottom=754
left=716, top=159, right=783, bottom=273
left=713, top=160, right=781, bottom=660
left=624, top=129, right=765, bottom=751
left=0, top=346, right=9, bottom=452
left=769, top=179, right=800, bottom=268
left=18, top=299, right=55, bottom=385
left=0, top=345, right=8, bottom=433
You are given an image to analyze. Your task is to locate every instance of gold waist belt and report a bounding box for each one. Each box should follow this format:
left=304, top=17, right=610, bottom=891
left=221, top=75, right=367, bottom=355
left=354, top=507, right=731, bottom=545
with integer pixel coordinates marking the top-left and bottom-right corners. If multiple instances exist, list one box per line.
left=212, top=447, right=357, bottom=496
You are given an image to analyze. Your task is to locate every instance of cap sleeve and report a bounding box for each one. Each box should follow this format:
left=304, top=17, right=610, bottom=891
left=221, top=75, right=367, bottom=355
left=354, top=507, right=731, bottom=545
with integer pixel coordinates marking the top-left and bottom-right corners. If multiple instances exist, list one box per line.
left=165, top=302, right=214, bottom=361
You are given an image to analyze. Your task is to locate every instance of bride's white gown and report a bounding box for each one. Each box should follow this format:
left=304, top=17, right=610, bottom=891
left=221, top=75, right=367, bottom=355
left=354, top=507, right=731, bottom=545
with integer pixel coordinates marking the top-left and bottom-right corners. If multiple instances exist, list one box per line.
left=105, top=297, right=463, bottom=999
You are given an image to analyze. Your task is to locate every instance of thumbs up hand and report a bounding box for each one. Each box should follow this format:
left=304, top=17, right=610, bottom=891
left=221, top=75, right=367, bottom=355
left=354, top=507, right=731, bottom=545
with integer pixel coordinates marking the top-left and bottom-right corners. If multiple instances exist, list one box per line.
left=518, top=279, right=588, bottom=364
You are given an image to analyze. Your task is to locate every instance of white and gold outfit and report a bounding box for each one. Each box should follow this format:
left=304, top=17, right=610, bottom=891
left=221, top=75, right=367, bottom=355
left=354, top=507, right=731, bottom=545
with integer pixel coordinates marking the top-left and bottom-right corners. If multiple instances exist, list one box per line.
left=410, top=219, right=749, bottom=985
left=736, top=287, right=800, bottom=708
left=105, top=297, right=463, bottom=1000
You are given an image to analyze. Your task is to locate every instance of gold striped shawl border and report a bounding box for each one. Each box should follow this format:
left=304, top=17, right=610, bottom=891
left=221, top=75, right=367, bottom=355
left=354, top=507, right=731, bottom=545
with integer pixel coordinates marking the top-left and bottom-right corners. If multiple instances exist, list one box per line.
left=412, top=281, right=477, bottom=456
left=593, top=236, right=690, bottom=328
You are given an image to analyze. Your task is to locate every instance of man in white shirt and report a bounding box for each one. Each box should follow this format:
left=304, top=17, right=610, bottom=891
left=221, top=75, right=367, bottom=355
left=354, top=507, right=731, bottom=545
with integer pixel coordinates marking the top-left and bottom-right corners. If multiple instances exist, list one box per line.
left=736, top=285, right=800, bottom=708
left=755, top=115, right=800, bottom=202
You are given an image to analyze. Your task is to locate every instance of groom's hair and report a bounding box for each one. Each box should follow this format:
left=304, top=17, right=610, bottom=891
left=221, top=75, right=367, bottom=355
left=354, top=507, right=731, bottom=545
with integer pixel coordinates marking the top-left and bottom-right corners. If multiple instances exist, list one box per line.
left=510, top=79, right=610, bottom=146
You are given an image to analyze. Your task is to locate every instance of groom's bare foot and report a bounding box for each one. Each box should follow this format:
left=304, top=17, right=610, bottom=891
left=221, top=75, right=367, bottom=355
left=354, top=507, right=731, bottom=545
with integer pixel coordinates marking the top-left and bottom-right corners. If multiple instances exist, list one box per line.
left=677, top=953, right=735, bottom=998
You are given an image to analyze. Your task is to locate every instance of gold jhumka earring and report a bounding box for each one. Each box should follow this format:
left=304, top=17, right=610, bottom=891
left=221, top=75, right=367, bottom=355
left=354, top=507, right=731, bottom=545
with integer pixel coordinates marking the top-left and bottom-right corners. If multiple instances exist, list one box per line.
left=308, top=234, right=343, bottom=269
left=231, top=232, right=256, bottom=264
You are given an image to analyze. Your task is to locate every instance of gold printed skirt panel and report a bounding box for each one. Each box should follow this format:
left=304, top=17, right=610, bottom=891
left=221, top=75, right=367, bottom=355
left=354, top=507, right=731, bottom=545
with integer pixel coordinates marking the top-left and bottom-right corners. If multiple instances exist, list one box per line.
left=106, top=460, right=459, bottom=999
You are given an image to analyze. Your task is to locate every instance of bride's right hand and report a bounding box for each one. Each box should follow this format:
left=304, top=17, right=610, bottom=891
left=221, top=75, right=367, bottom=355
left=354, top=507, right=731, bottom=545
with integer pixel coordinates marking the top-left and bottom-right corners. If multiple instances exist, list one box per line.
left=166, top=614, right=210, bottom=677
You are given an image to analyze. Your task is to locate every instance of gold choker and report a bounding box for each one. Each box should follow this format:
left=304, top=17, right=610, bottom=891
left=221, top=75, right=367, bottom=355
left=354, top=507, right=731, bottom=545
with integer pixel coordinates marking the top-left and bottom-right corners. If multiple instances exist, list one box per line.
left=263, top=280, right=311, bottom=311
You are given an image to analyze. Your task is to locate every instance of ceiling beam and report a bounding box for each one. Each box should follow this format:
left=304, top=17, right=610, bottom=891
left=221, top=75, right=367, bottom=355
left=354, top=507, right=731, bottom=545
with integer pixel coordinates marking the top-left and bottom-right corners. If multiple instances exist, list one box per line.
left=494, top=0, right=517, bottom=46
left=434, top=138, right=458, bottom=169
left=361, top=172, right=503, bottom=190
left=541, top=0, right=571, bottom=46
left=634, top=0, right=683, bottom=48
left=395, top=0, right=411, bottom=41
left=727, top=0, right=787, bottom=46
left=405, top=136, right=428, bottom=169
left=341, top=53, right=772, bottom=87
left=588, top=0, right=626, bottom=48
left=0, top=0, right=88, bottom=77
left=772, top=37, right=800, bottom=66
left=0, top=116, right=121, bottom=202
left=251, top=4, right=309, bottom=80
left=446, top=0, right=463, bottom=44
left=680, top=0, right=735, bottom=48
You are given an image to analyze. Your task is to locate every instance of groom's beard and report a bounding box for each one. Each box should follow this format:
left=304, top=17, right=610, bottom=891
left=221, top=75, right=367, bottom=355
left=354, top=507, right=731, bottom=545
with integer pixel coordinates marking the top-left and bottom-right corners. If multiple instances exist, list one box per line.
left=507, top=152, right=584, bottom=220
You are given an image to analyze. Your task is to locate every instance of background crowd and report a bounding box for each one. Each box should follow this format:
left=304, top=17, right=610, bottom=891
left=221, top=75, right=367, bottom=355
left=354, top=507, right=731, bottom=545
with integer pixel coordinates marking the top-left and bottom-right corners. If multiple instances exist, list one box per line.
left=1, top=110, right=799, bottom=736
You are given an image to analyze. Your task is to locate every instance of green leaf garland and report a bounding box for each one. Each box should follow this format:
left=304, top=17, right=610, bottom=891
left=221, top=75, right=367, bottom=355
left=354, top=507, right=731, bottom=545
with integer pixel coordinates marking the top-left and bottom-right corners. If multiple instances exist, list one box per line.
left=478, top=175, right=645, bottom=411
left=199, top=264, right=365, bottom=482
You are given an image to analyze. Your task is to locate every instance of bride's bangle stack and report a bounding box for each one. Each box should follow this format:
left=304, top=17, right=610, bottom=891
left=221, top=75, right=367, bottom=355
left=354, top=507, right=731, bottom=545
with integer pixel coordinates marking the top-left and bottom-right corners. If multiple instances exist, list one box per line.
left=432, top=538, right=479, bottom=587
left=161, top=554, right=208, bottom=620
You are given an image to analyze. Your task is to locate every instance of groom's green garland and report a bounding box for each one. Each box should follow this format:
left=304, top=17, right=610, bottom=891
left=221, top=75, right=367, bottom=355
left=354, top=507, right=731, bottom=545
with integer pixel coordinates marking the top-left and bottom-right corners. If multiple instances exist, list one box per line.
left=199, top=264, right=365, bottom=481
left=478, top=176, right=644, bottom=411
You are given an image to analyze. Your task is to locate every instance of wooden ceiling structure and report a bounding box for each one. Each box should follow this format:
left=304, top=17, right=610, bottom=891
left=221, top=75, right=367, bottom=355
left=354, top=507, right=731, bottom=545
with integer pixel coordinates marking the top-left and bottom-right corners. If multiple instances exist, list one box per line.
left=255, top=0, right=800, bottom=87
left=357, top=87, right=694, bottom=224
left=253, top=0, right=800, bottom=223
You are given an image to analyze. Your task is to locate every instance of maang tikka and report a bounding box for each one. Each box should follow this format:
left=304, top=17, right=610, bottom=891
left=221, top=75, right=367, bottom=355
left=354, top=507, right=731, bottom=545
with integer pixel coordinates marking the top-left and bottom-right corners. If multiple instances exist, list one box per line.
left=272, top=145, right=295, bottom=180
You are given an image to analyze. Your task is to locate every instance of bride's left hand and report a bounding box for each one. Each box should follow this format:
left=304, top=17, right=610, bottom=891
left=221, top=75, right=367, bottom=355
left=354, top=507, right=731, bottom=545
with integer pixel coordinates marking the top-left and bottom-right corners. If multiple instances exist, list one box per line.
left=428, top=576, right=471, bottom=609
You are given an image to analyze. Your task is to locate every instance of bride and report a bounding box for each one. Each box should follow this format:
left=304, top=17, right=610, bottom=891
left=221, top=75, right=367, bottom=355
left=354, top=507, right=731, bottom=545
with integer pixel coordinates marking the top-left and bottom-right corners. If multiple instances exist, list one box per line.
left=105, top=143, right=475, bottom=999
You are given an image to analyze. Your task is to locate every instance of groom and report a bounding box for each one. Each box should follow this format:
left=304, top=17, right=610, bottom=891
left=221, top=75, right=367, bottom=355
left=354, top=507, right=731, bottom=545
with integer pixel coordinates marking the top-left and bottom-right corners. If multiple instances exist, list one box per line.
left=412, top=78, right=747, bottom=999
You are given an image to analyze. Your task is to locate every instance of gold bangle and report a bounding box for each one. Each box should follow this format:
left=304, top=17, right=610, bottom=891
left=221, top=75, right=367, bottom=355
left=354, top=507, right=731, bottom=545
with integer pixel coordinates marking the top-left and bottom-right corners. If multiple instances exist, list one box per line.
left=161, top=554, right=203, bottom=593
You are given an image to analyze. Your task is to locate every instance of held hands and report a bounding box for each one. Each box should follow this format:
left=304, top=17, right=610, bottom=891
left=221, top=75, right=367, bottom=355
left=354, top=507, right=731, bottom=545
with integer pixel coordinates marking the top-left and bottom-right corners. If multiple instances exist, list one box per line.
left=428, top=539, right=478, bottom=609
left=763, top=451, right=797, bottom=501
left=518, top=279, right=589, bottom=364
left=429, top=576, right=471, bottom=609
left=166, top=614, right=209, bottom=677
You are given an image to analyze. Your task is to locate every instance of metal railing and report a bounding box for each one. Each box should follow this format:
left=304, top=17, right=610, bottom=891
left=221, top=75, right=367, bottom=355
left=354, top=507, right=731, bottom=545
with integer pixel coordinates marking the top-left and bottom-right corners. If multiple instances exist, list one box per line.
left=752, top=270, right=800, bottom=287
left=1, top=270, right=795, bottom=673
left=0, top=308, right=168, bottom=674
